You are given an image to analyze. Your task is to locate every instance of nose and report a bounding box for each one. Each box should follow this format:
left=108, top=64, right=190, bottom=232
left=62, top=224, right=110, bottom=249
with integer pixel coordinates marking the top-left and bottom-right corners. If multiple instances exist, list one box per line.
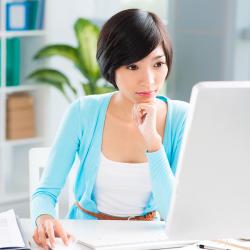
left=139, top=68, right=155, bottom=89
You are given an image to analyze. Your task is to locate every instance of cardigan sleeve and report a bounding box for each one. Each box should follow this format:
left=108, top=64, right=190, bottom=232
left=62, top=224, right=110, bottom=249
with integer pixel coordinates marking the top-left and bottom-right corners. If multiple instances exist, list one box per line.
left=31, top=99, right=82, bottom=224
left=146, top=102, right=189, bottom=221
left=146, top=146, right=174, bottom=221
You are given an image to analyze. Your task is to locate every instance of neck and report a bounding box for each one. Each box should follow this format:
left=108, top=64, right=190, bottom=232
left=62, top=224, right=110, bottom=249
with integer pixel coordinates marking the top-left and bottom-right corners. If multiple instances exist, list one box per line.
left=111, top=92, right=135, bottom=122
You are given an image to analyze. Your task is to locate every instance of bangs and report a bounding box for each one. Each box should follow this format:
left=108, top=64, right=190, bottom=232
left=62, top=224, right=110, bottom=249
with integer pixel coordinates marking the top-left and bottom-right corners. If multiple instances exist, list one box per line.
left=116, top=11, right=162, bottom=65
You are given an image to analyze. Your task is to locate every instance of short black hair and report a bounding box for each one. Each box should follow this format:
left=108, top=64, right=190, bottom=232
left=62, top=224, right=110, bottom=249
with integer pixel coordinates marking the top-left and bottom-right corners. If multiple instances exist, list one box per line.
left=96, top=9, right=173, bottom=89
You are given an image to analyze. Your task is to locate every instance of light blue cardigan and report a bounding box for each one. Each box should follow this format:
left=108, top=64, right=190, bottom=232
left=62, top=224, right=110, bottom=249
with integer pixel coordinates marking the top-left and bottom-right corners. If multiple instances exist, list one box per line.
left=31, top=92, right=189, bottom=223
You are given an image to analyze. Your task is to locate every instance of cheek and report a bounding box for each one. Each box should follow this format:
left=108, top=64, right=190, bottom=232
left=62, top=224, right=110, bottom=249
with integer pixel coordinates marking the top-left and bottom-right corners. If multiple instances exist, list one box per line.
left=159, top=67, right=168, bottom=81
left=115, top=70, right=128, bottom=87
left=116, top=71, right=135, bottom=90
left=115, top=76, right=126, bottom=91
left=157, top=69, right=168, bottom=82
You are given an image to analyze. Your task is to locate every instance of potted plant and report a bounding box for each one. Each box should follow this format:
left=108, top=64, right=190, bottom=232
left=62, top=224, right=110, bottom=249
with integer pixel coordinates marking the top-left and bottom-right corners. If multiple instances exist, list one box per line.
left=28, top=18, right=114, bottom=102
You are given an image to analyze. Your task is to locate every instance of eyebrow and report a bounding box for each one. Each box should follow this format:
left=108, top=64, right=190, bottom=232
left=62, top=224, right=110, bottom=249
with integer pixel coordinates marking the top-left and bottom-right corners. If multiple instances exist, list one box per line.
left=152, top=55, right=166, bottom=60
left=128, top=55, right=166, bottom=65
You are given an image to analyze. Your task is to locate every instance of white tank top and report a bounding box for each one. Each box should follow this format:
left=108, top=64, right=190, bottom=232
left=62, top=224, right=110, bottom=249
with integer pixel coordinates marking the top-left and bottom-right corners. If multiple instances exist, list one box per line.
left=93, top=152, right=152, bottom=217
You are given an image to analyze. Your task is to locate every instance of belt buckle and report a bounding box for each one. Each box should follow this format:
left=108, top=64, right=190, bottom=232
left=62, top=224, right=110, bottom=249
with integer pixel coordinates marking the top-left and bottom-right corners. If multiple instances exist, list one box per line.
left=127, top=215, right=136, bottom=220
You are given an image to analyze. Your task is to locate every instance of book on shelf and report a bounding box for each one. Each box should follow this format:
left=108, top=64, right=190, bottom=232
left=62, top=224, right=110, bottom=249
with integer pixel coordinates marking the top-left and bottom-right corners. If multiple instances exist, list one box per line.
left=29, top=0, right=45, bottom=30
left=6, top=1, right=29, bottom=31
left=0, top=38, right=21, bottom=87
left=7, top=38, right=21, bottom=86
left=6, top=0, right=45, bottom=31
left=38, top=0, right=45, bottom=29
left=6, top=92, right=36, bottom=140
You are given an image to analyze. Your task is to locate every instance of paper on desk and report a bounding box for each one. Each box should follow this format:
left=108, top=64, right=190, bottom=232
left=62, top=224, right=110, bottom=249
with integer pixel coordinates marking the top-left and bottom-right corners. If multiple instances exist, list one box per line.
left=214, top=239, right=250, bottom=250
left=0, top=209, right=25, bottom=248
left=198, top=239, right=250, bottom=250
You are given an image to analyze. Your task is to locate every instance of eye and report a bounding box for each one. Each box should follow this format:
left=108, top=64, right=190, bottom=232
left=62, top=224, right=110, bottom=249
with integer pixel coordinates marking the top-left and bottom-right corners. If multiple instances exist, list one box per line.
left=154, top=62, right=166, bottom=68
left=126, top=64, right=138, bottom=70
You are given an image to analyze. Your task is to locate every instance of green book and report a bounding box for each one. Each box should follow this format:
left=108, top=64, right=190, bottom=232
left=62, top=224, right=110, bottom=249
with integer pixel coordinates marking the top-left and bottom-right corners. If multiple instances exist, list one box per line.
left=0, top=40, right=2, bottom=85
left=27, top=0, right=39, bottom=30
left=6, top=38, right=21, bottom=86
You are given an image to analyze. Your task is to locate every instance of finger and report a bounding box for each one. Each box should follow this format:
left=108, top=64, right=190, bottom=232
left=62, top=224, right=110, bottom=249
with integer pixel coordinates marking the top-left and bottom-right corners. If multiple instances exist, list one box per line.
left=137, top=104, right=155, bottom=114
left=132, top=105, right=141, bottom=125
left=33, top=228, right=43, bottom=247
left=37, top=226, right=47, bottom=249
left=44, top=220, right=56, bottom=249
left=45, top=238, right=52, bottom=250
left=141, top=113, right=147, bottom=123
left=135, top=106, right=142, bottom=125
left=135, top=105, right=145, bottom=117
left=54, top=221, right=69, bottom=246
left=137, top=106, right=148, bottom=123
left=132, top=105, right=137, bottom=122
left=133, top=104, right=140, bottom=114
left=135, top=105, right=149, bottom=118
left=138, top=104, right=157, bottom=122
left=67, top=233, right=76, bottom=243
left=136, top=102, right=153, bottom=108
left=134, top=104, right=153, bottom=126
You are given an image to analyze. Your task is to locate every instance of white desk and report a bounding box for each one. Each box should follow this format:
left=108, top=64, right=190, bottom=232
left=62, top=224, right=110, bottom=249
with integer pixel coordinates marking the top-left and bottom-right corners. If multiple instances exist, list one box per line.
left=20, top=219, right=197, bottom=250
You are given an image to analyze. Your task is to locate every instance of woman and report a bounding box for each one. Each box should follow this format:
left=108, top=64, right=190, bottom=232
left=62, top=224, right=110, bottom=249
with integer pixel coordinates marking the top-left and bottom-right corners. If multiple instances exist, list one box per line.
left=32, top=8, right=189, bottom=249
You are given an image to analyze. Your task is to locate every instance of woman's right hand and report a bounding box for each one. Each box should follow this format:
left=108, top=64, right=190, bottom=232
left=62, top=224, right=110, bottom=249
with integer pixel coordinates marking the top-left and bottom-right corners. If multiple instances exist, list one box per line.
left=33, top=214, right=74, bottom=250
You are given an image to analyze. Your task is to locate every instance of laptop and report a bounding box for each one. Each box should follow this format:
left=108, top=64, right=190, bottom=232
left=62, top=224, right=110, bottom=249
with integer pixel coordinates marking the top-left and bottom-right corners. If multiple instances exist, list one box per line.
left=58, top=81, right=250, bottom=249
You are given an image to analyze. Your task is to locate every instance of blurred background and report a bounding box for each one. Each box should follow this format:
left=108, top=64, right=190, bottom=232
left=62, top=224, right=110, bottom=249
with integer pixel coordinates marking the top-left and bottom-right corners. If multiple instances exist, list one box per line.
left=0, top=0, right=249, bottom=217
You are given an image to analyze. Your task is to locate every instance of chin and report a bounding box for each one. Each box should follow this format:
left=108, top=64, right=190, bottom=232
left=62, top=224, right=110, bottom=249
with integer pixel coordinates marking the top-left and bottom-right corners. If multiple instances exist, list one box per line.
left=134, top=95, right=157, bottom=104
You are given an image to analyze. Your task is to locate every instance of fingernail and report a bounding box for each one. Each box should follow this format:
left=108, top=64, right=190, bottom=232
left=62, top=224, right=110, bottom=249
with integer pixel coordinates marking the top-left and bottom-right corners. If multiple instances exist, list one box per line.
left=47, top=243, right=53, bottom=250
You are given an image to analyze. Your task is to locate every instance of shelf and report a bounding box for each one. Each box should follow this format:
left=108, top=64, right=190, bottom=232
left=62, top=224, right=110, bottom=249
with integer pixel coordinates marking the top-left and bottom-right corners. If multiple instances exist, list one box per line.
left=1, top=137, right=45, bottom=147
left=0, top=30, right=46, bottom=38
left=0, top=84, right=42, bottom=94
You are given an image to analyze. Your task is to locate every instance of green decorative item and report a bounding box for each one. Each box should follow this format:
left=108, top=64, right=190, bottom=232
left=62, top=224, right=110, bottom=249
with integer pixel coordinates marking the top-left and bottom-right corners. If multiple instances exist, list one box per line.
left=6, top=38, right=21, bottom=86
left=28, top=18, right=114, bottom=102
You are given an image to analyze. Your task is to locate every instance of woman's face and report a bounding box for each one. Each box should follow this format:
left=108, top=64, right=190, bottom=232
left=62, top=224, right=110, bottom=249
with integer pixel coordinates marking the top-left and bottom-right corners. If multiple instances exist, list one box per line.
left=115, top=45, right=168, bottom=103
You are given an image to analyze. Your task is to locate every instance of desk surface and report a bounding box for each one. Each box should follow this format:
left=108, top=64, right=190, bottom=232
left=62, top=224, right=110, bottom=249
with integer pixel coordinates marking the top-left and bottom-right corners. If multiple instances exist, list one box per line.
left=20, top=219, right=196, bottom=250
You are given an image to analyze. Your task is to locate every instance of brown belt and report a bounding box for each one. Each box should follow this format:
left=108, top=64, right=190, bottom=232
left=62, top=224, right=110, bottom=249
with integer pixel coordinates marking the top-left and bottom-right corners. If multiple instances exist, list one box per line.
left=75, top=201, right=156, bottom=221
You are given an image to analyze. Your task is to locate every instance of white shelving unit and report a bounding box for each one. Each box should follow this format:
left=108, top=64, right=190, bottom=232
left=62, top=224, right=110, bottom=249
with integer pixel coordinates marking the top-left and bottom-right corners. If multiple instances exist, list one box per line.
left=0, top=0, right=47, bottom=216
left=0, top=30, right=46, bottom=38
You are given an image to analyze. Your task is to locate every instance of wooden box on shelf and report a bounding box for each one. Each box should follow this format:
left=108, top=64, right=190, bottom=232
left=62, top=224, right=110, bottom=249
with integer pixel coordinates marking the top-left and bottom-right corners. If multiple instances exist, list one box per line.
left=6, top=92, right=36, bottom=140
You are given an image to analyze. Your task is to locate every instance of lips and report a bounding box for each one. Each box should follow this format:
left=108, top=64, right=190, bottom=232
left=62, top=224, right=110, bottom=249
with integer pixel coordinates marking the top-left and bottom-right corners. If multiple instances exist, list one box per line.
left=136, top=90, right=156, bottom=96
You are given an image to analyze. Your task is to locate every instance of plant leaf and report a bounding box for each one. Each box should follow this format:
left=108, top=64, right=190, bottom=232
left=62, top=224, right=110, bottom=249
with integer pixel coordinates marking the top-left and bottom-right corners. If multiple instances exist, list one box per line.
left=95, top=86, right=115, bottom=94
left=74, top=18, right=101, bottom=82
left=82, top=83, right=114, bottom=95
left=34, top=45, right=80, bottom=67
left=82, top=83, right=92, bottom=95
left=27, top=68, right=77, bottom=101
